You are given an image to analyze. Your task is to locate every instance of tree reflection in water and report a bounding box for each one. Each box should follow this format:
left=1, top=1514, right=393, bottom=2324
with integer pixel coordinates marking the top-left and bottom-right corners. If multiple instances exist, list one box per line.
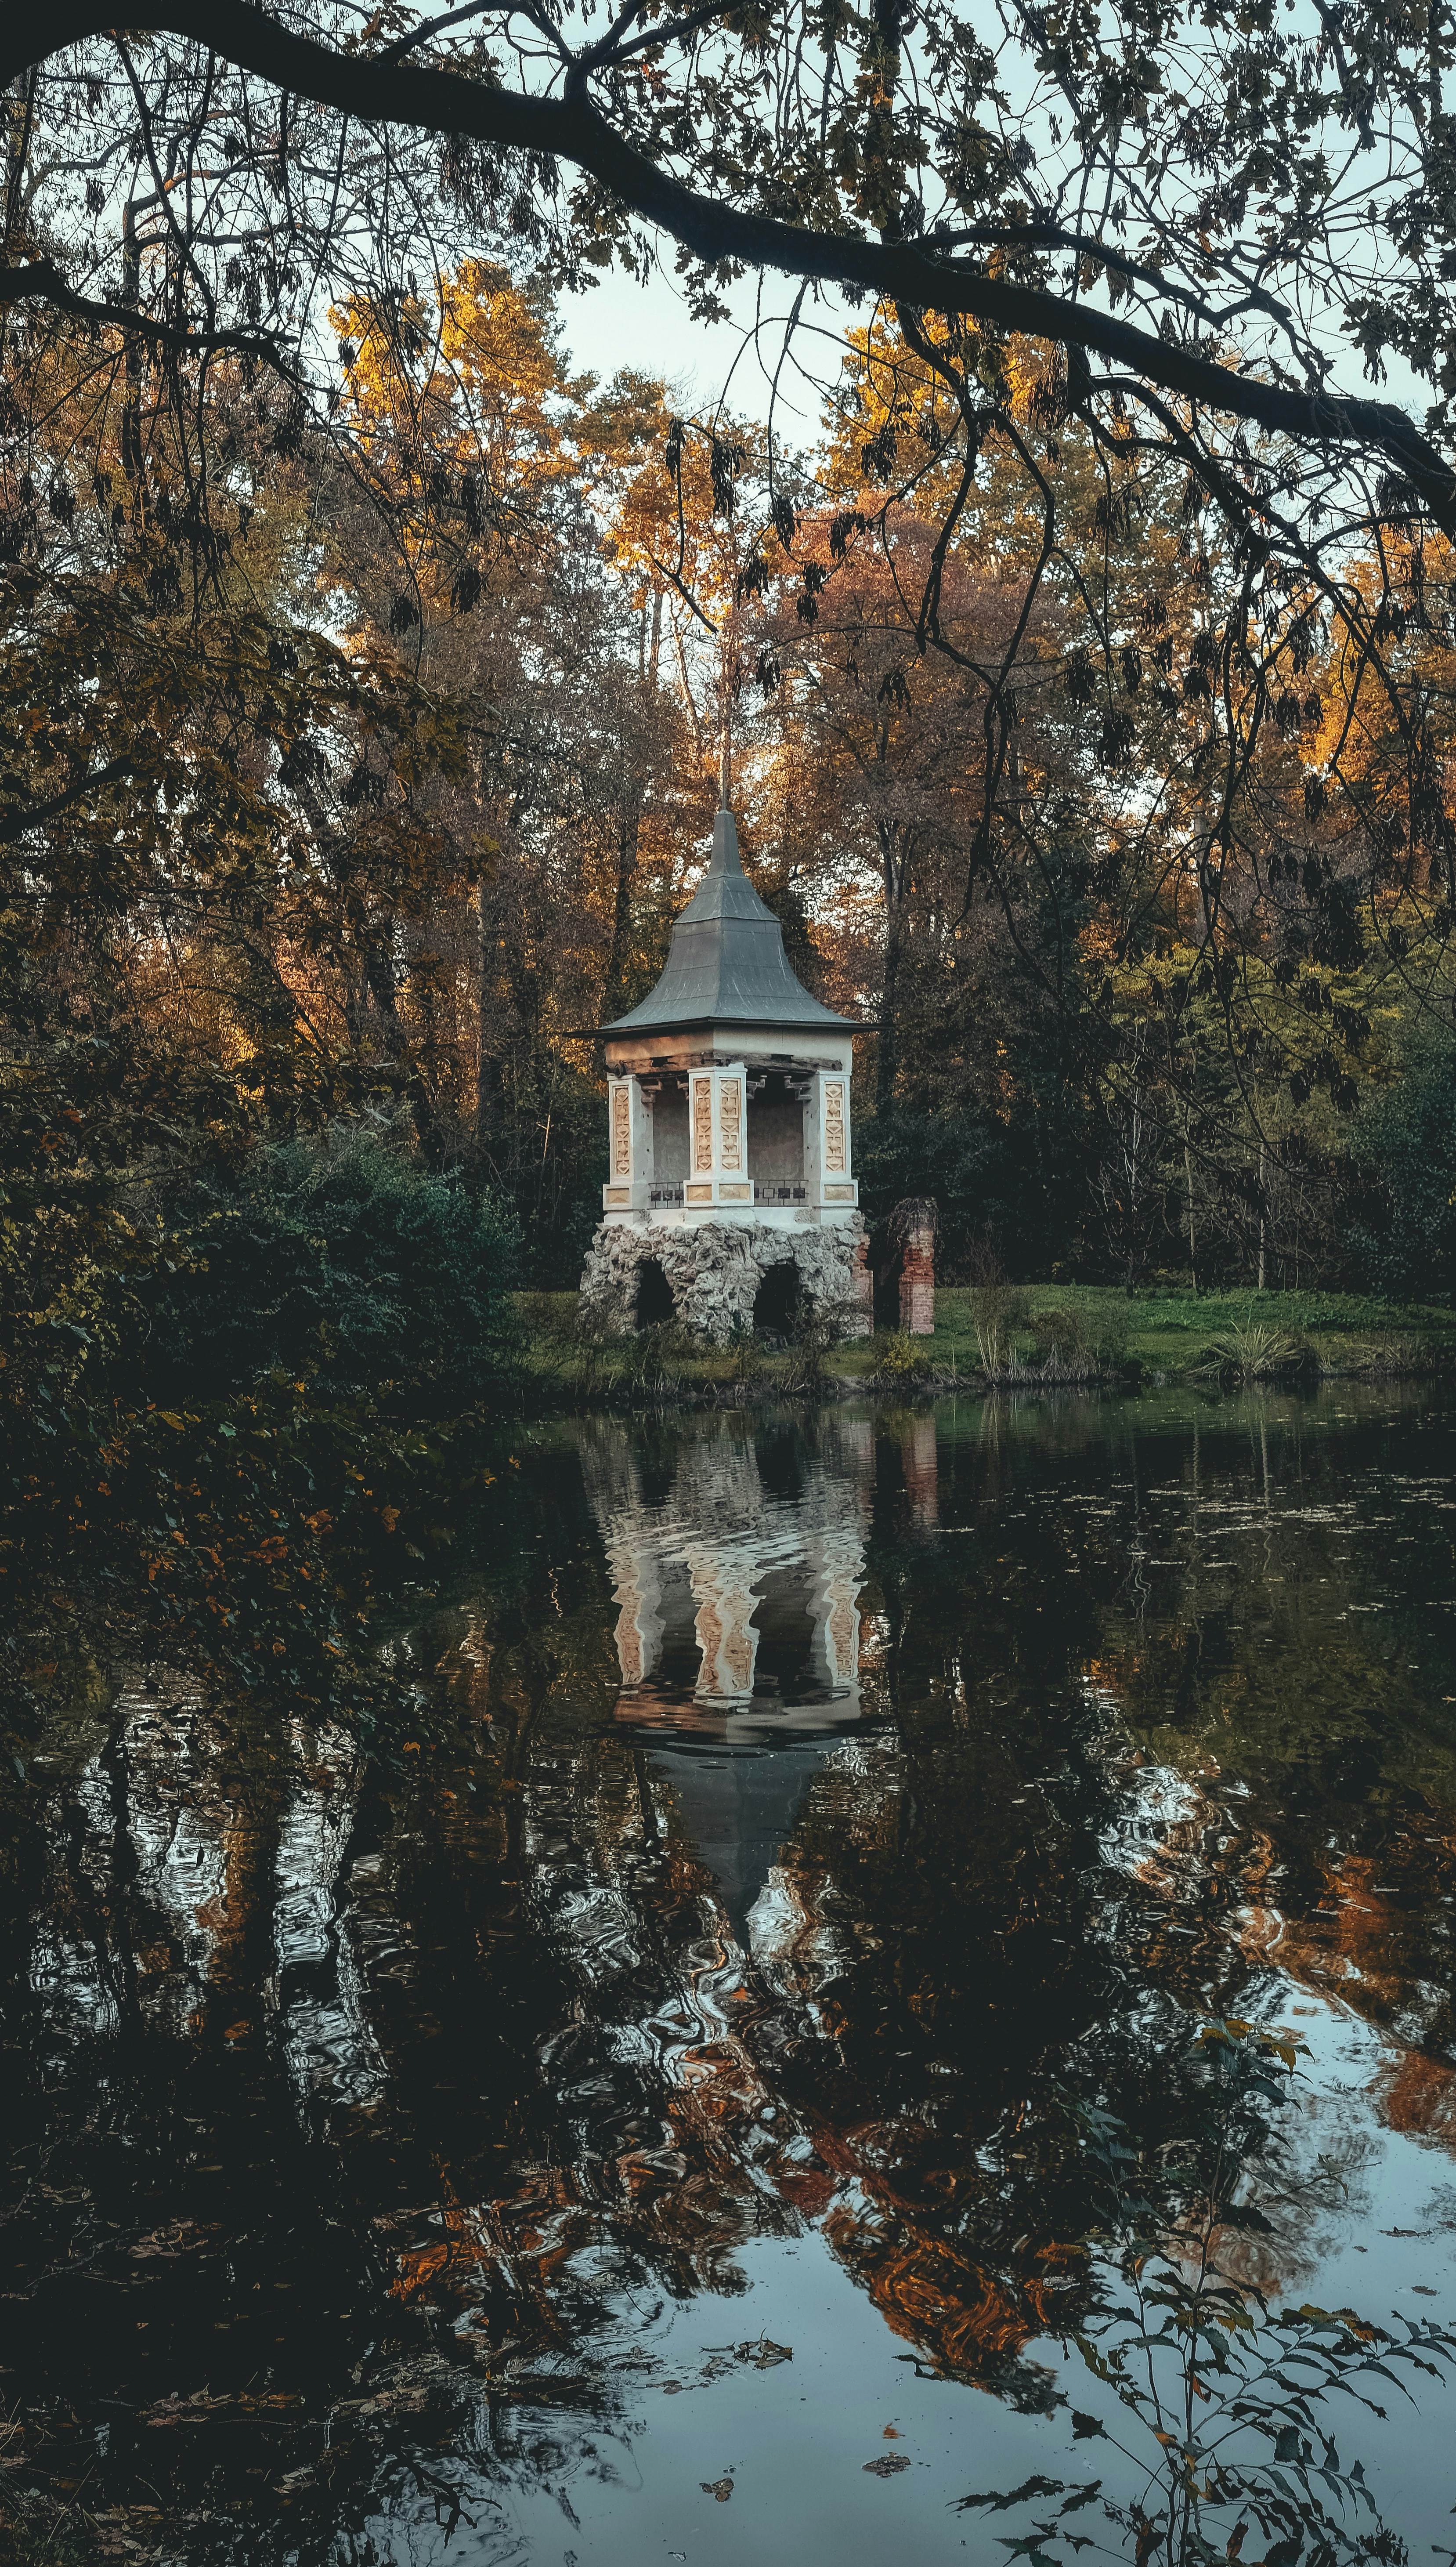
left=5, top=1389, right=1456, bottom=2562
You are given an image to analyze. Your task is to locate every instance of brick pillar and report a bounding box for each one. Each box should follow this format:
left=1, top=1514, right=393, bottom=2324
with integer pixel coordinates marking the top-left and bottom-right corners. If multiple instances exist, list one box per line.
left=890, top=1197, right=936, bottom=1336
left=901, top=1412, right=939, bottom=1525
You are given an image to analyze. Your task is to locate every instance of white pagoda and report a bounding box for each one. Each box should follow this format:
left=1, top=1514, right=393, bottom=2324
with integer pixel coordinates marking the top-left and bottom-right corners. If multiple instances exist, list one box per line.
left=577, top=804, right=871, bottom=1342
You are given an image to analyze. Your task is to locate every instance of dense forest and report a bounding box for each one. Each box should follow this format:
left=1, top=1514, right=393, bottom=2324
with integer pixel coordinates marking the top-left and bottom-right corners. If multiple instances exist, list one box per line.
left=5, top=7, right=1456, bottom=1680
left=9, top=226, right=1456, bottom=1370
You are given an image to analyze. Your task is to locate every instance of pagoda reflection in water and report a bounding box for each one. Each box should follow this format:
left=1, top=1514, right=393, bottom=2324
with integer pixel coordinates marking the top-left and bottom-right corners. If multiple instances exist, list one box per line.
left=579, top=1412, right=885, bottom=1941
left=584, top=1412, right=874, bottom=1732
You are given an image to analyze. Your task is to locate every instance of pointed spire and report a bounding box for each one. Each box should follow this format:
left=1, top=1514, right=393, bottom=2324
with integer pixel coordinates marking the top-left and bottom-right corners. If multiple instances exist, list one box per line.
left=709, top=681, right=741, bottom=874
left=719, top=680, right=732, bottom=812
left=595, top=694, right=857, bottom=1033
left=708, top=804, right=744, bottom=876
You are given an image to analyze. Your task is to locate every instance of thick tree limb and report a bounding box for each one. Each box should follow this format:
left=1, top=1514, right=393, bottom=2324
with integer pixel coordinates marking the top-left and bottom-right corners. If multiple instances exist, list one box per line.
left=9, top=1, right=1456, bottom=532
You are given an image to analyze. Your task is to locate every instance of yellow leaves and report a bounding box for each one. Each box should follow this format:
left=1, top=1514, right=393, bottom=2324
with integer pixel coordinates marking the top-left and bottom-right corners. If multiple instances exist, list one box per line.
left=330, top=259, right=578, bottom=611
left=1004, top=337, right=1059, bottom=426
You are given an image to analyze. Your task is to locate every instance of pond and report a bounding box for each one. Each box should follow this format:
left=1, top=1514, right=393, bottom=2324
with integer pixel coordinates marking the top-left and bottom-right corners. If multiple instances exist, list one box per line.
left=6, top=1383, right=1456, bottom=2563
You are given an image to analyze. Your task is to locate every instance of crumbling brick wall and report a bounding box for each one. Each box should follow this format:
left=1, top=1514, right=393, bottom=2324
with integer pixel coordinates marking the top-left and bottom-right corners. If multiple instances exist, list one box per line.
left=888, top=1198, right=936, bottom=1336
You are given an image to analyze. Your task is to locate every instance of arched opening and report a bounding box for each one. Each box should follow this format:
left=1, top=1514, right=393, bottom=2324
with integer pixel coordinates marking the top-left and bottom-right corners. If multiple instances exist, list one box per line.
left=634, top=1258, right=676, bottom=1329
left=752, top=1260, right=803, bottom=1340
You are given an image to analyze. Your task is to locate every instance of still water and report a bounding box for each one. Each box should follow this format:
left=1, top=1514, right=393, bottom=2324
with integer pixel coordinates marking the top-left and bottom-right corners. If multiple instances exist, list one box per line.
left=7, top=1386, right=1456, bottom=2560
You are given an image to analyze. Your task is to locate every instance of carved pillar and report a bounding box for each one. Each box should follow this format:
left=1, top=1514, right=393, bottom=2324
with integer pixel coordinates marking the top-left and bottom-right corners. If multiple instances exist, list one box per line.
left=715, top=1063, right=749, bottom=1204
left=608, top=1531, right=667, bottom=1688
left=683, top=1063, right=749, bottom=1209
left=603, top=1074, right=653, bottom=1213
left=810, top=1068, right=857, bottom=1211
left=808, top=1524, right=862, bottom=1691
left=686, top=1539, right=760, bottom=1704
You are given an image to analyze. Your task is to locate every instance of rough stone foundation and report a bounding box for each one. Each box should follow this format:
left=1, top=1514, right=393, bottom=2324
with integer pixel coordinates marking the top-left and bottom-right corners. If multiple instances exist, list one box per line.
left=579, top=1219, right=873, bottom=1346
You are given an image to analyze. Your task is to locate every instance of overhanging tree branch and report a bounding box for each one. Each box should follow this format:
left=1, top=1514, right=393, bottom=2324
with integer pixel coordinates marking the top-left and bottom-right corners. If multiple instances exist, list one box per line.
left=7, top=2, right=1456, bottom=533
left=0, top=255, right=304, bottom=381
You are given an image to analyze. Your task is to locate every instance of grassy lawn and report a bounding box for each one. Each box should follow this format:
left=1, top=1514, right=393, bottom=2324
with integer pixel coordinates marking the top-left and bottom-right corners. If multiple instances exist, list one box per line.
left=513, top=1282, right=1456, bottom=1399
left=927, top=1283, right=1456, bottom=1382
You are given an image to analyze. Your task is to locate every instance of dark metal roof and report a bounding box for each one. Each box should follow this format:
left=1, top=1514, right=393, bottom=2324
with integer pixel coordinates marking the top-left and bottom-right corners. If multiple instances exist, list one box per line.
left=599, top=809, right=857, bottom=1038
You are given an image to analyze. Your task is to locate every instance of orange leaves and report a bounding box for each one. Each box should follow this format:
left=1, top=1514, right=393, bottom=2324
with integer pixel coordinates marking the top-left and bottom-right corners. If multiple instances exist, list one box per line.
left=389, top=2240, right=453, bottom=2299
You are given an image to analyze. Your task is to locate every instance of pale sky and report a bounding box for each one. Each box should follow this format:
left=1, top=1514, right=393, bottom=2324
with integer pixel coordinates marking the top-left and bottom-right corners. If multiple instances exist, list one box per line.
left=556, top=259, right=851, bottom=436
left=554, top=230, right=1433, bottom=461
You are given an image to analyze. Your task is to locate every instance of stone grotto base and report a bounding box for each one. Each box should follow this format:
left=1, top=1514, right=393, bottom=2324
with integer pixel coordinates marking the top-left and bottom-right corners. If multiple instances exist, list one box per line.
left=578, top=1219, right=873, bottom=1346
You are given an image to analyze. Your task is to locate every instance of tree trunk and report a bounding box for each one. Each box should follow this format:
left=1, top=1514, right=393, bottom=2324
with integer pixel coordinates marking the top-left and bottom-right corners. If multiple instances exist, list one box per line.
left=362, top=924, right=443, bottom=1162
left=601, top=732, right=646, bottom=1025
left=4, top=66, right=33, bottom=260
left=876, top=829, right=907, bottom=1116
left=476, top=887, right=495, bottom=1130
left=673, top=625, right=703, bottom=757
left=120, top=196, right=144, bottom=487
left=647, top=583, right=663, bottom=691
left=876, top=902, right=903, bottom=1114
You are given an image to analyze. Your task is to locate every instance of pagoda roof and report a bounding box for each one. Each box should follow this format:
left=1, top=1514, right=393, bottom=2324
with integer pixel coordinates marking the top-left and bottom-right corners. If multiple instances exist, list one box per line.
left=598, top=809, right=857, bottom=1039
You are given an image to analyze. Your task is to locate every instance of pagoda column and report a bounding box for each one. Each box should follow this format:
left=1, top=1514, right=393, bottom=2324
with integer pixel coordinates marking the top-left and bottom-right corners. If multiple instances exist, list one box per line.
left=602, top=1073, right=653, bottom=1212
left=804, top=1069, right=858, bottom=1212
left=683, top=1062, right=751, bottom=1209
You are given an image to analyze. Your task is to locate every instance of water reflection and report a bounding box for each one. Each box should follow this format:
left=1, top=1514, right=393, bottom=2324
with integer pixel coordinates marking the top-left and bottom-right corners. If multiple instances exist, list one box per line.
left=6, top=1387, right=1456, bottom=2563
left=584, top=1412, right=875, bottom=1728
left=582, top=1412, right=881, bottom=1953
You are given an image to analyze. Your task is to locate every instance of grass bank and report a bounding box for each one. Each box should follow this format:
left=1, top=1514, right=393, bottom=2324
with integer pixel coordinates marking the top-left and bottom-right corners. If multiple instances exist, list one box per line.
left=932, top=1283, right=1456, bottom=1382
left=514, top=1283, right=1456, bottom=1403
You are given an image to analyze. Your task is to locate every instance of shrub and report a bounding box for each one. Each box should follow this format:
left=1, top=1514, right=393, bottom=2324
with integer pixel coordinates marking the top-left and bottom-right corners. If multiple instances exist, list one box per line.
left=150, top=1130, right=518, bottom=1401
left=725, top=1316, right=766, bottom=1387
left=618, top=1320, right=686, bottom=1401
left=874, top=1329, right=932, bottom=1384
left=965, top=1240, right=1030, bottom=1377
left=781, top=1294, right=860, bottom=1395
left=1193, top=1318, right=1314, bottom=1383
left=1031, top=1301, right=1130, bottom=1376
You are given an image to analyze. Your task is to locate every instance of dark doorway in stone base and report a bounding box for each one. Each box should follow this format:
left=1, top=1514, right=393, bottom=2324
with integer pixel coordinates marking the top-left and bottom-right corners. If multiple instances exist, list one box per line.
left=752, top=1260, right=803, bottom=1341
left=634, top=1258, right=677, bottom=1329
